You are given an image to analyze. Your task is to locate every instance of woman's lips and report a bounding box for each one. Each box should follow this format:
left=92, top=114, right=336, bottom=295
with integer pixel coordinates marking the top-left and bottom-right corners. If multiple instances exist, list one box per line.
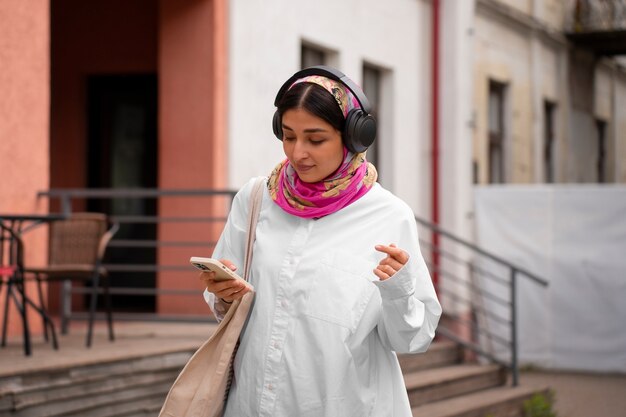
left=296, top=164, right=314, bottom=172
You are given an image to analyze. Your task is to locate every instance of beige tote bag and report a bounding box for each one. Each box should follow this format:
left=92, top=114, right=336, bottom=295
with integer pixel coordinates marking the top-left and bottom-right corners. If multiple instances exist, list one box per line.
left=159, top=178, right=265, bottom=417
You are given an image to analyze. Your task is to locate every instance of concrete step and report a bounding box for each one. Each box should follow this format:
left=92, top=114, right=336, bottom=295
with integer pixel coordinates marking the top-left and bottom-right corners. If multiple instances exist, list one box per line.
left=60, top=392, right=168, bottom=417
left=7, top=371, right=178, bottom=417
left=0, top=351, right=191, bottom=417
left=398, top=341, right=462, bottom=373
left=411, top=385, right=551, bottom=417
left=0, top=350, right=190, bottom=395
left=404, top=364, right=506, bottom=407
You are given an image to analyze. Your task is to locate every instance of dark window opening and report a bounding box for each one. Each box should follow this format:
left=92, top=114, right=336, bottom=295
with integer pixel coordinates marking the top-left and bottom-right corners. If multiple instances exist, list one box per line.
left=596, top=119, right=607, bottom=183
left=488, top=81, right=507, bottom=184
left=544, top=101, right=556, bottom=183
left=362, top=64, right=382, bottom=169
left=301, top=44, right=326, bottom=68
left=87, top=74, right=158, bottom=313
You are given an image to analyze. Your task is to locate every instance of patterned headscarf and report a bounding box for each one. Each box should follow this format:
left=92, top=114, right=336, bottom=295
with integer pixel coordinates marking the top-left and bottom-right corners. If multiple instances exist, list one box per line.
left=268, top=74, right=378, bottom=219
left=289, top=75, right=361, bottom=117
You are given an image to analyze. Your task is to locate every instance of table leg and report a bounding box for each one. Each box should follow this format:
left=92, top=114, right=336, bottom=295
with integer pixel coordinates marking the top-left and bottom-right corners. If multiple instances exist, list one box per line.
left=16, top=278, right=32, bottom=355
left=1, top=279, right=10, bottom=347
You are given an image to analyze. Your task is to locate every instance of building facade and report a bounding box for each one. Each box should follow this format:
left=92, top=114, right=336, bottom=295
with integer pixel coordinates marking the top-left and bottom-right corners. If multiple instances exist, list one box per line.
left=2, top=0, right=625, bottom=336
left=472, top=0, right=626, bottom=185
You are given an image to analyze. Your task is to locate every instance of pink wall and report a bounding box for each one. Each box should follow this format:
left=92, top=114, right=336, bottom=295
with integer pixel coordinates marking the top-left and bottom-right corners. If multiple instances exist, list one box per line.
left=1, top=0, right=229, bottom=336
left=51, top=0, right=228, bottom=316
left=50, top=0, right=158, bottom=191
left=0, top=0, right=51, bottom=336
left=47, top=0, right=158, bottom=314
left=157, top=0, right=228, bottom=315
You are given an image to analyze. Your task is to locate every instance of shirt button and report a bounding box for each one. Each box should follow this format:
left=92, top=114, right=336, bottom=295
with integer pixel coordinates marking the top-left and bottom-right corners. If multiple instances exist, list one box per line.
left=273, top=341, right=280, bottom=348
left=268, top=384, right=274, bottom=391
left=281, top=300, right=288, bottom=308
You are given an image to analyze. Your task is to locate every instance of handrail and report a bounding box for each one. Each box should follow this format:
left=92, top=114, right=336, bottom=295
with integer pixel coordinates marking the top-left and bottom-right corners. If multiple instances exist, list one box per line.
left=39, top=188, right=238, bottom=197
left=415, top=215, right=548, bottom=287
left=38, top=188, right=237, bottom=217
left=414, top=214, right=549, bottom=387
left=36, top=188, right=238, bottom=325
left=36, top=187, right=549, bottom=387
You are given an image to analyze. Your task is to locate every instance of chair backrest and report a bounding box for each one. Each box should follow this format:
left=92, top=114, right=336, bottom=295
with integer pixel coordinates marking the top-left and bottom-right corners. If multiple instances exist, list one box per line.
left=48, top=213, right=108, bottom=266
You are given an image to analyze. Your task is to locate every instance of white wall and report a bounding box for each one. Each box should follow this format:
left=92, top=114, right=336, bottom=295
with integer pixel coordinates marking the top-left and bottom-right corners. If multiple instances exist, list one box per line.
left=439, top=0, right=476, bottom=314
left=474, top=186, right=626, bottom=372
left=228, top=0, right=433, bottom=214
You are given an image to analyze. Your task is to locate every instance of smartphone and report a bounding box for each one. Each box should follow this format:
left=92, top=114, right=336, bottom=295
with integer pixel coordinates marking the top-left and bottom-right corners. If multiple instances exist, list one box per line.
left=190, top=257, right=242, bottom=281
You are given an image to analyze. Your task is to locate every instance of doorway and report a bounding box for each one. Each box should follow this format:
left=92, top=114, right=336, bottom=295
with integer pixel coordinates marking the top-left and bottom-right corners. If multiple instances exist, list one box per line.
left=87, top=74, right=158, bottom=312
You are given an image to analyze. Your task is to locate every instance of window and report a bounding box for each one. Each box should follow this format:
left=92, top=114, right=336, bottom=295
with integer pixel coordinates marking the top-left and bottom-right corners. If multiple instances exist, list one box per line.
left=473, top=160, right=479, bottom=184
left=543, top=101, right=556, bottom=183
left=488, top=81, right=506, bottom=184
left=362, top=64, right=382, bottom=167
left=301, top=44, right=326, bottom=68
left=596, top=119, right=607, bottom=183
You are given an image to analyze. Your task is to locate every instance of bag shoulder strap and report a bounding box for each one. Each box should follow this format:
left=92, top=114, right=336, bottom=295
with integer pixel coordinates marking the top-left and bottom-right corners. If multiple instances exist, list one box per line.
left=243, top=177, right=265, bottom=281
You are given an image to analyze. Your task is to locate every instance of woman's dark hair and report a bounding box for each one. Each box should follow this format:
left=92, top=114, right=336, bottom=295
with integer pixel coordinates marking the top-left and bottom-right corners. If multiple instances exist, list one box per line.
left=276, top=82, right=345, bottom=133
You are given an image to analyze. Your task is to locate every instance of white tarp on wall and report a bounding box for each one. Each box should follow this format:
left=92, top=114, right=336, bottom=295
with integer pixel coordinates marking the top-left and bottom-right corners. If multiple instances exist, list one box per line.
left=473, top=186, right=626, bottom=373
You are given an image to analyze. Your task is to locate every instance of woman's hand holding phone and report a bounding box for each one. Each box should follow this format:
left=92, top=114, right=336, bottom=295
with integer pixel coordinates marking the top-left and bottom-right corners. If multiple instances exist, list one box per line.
left=197, top=258, right=253, bottom=303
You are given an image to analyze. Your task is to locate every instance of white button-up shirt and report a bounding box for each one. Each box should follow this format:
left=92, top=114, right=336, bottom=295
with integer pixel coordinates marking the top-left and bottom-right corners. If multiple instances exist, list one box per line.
left=204, top=177, right=441, bottom=417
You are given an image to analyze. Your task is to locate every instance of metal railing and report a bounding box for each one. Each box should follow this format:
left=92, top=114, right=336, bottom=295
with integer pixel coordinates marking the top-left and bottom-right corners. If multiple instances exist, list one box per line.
left=37, top=187, right=548, bottom=386
left=37, top=188, right=237, bottom=323
left=567, top=0, right=626, bottom=32
left=415, top=216, right=548, bottom=386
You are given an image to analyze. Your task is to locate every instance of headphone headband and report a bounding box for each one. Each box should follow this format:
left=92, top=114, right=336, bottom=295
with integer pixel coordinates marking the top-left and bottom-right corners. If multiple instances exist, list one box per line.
left=273, top=66, right=377, bottom=153
left=273, top=66, right=372, bottom=115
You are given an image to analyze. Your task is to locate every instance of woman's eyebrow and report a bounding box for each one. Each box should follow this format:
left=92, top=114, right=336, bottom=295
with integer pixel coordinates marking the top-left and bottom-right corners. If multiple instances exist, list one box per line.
left=282, top=123, right=328, bottom=133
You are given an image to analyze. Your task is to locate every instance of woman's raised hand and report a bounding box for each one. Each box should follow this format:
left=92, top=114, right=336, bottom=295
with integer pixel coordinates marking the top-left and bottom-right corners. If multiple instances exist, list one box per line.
left=374, top=244, right=410, bottom=281
left=199, top=259, right=253, bottom=303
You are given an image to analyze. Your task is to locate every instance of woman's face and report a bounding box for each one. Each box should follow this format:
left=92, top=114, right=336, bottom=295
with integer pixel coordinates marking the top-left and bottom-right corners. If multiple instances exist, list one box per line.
left=281, top=108, right=344, bottom=183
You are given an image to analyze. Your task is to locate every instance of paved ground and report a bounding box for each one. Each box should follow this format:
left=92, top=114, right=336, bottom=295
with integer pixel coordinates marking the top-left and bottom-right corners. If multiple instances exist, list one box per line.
left=520, top=369, right=626, bottom=417
left=0, top=321, right=215, bottom=378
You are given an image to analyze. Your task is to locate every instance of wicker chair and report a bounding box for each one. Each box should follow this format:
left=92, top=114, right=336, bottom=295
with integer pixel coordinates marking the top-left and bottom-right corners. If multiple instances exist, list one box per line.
left=25, top=213, right=119, bottom=347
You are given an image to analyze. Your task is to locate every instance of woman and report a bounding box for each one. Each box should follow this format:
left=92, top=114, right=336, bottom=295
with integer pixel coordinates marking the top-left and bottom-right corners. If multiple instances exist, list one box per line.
left=201, top=66, right=441, bottom=417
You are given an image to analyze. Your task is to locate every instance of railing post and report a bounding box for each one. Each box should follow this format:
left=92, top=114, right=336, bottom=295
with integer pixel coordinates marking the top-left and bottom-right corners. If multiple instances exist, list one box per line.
left=60, top=280, right=72, bottom=334
left=510, top=267, right=519, bottom=386
left=60, top=195, right=72, bottom=217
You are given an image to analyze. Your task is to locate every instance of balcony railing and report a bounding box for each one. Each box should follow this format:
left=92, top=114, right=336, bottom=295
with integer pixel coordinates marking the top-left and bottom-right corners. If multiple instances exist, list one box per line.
left=566, top=0, right=626, bottom=55
left=569, top=0, right=626, bottom=32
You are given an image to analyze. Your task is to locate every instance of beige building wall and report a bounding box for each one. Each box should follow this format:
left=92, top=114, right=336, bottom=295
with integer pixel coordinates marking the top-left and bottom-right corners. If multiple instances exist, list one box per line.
left=568, top=58, right=626, bottom=183
left=487, top=0, right=564, bottom=29
left=495, top=0, right=531, bottom=15
left=474, top=3, right=536, bottom=184
left=538, top=0, right=565, bottom=29
left=473, top=0, right=626, bottom=184
left=595, top=65, right=613, bottom=121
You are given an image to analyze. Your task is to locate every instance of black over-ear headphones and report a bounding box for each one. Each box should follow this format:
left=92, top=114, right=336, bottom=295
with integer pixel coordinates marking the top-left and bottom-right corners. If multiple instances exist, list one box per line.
left=272, top=66, right=377, bottom=153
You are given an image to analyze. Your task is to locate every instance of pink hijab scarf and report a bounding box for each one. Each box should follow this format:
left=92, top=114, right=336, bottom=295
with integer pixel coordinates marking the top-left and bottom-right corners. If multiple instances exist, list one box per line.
left=268, top=75, right=378, bottom=219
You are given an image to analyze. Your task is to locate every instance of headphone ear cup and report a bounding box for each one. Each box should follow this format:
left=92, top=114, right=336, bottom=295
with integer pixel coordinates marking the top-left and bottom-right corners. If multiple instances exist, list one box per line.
left=272, top=111, right=283, bottom=140
left=344, top=109, right=377, bottom=153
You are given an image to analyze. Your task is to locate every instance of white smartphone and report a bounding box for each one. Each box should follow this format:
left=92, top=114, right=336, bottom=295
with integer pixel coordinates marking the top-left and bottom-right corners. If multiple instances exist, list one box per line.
left=190, top=257, right=242, bottom=281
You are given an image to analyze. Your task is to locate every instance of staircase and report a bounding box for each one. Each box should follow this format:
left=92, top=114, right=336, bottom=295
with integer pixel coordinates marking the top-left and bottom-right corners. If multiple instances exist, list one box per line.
left=0, top=340, right=547, bottom=417
left=0, top=350, right=188, bottom=417
left=402, top=341, right=548, bottom=417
